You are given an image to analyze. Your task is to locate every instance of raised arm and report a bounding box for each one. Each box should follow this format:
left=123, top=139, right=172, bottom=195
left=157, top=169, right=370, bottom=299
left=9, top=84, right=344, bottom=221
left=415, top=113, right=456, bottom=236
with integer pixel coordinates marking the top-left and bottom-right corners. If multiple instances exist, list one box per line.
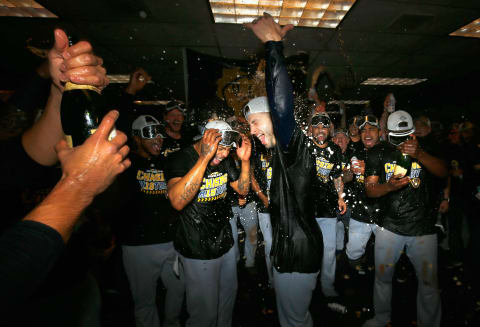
left=230, top=135, right=252, bottom=195
left=167, top=129, right=221, bottom=210
left=246, top=13, right=295, bottom=150
left=22, top=29, right=108, bottom=166
left=399, top=136, right=447, bottom=178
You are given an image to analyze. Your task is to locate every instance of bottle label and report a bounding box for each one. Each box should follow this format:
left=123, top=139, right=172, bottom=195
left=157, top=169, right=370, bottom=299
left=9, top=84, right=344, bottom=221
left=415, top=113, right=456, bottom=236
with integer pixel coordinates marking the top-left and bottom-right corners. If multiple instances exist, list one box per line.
left=64, top=81, right=101, bottom=94
left=393, top=164, right=408, bottom=178
left=64, top=128, right=116, bottom=148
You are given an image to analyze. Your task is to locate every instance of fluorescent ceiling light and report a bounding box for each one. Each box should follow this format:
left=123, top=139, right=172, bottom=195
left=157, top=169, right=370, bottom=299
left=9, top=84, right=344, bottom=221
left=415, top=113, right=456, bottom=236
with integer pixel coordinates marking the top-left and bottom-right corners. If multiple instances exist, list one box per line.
left=361, top=77, right=427, bottom=86
left=133, top=100, right=170, bottom=106
left=209, top=0, right=356, bottom=28
left=329, top=100, right=370, bottom=105
left=107, top=74, right=154, bottom=84
left=0, top=0, right=57, bottom=18
left=450, top=18, right=480, bottom=38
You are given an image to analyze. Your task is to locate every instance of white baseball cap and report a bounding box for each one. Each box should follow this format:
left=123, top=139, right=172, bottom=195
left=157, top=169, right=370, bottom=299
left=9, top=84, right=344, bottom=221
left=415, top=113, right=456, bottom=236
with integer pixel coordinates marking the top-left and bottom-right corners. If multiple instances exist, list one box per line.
left=132, top=115, right=166, bottom=139
left=243, top=96, right=270, bottom=119
left=200, top=120, right=241, bottom=147
left=387, top=110, right=415, bottom=137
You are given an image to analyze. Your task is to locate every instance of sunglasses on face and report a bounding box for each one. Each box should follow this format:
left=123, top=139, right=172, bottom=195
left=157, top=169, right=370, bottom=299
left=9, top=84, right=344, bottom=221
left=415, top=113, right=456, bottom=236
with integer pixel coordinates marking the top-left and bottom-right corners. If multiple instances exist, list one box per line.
left=388, top=134, right=411, bottom=146
left=356, top=115, right=379, bottom=129
left=133, top=125, right=166, bottom=139
left=311, top=115, right=331, bottom=128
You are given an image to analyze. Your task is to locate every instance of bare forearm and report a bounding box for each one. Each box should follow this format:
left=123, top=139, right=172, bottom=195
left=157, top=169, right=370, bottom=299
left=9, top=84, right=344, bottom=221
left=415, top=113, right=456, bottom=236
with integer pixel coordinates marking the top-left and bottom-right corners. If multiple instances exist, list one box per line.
left=417, top=150, right=448, bottom=178
left=342, top=168, right=354, bottom=183
left=444, top=175, right=451, bottom=198
left=366, top=182, right=391, bottom=198
left=334, top=177, right=344, bottom=199
left=23, top=176, right=93, bottom=242
left=22, top=85, right=63, bottom=166
left=168, top=158, right=208, bottom=210
left=237, top=160, right=251, bottom=195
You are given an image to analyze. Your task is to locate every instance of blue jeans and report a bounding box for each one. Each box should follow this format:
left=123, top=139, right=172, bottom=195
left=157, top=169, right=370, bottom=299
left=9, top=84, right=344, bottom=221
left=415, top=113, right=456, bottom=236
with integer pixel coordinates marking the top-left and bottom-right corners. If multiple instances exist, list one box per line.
left=316, top=217, right=338, bottom=297
left=346, top=218, right=377, bottom=262
left=365, top=228, right=441, bottom=327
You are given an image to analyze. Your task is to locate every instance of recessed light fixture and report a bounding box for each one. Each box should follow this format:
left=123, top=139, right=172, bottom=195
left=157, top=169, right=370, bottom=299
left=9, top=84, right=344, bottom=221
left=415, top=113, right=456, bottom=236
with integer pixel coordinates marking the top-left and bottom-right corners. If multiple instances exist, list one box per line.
left=450, top=18, right=480, bottom=38
left=0, top=0, right=57, bottom=18
left=133, top=100, right=169, bottom=106
left=328, top=100, right=370, bottom=105
left=209, top=0, right=357, bottom=28
left=361, top=77, right=427, bottom=86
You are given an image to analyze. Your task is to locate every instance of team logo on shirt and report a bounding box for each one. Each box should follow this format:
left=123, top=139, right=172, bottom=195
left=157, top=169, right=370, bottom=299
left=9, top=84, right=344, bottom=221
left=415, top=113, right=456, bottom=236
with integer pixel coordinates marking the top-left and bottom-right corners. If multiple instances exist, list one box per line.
left=137, top=169, right=167, bottom=195
left=316, top=157, right=334, bottom=183
left=409, top=162, right=422, bottom=188
left=260, top=154, right=272, bottom=192
left=384, top=162, right=422, bottom=188
left=197, top=172, right=228, bottom=202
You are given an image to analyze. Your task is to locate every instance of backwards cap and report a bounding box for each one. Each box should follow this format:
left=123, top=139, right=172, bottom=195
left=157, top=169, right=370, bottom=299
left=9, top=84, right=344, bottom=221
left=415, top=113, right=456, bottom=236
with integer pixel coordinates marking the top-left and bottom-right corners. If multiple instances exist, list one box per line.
left=132, top=115, right=161, bottom=131
left=387, top=110, right=415, bottom=137
left=204, top=120, right=234, bottom=132
left=243, top=96, right=270, bottom=119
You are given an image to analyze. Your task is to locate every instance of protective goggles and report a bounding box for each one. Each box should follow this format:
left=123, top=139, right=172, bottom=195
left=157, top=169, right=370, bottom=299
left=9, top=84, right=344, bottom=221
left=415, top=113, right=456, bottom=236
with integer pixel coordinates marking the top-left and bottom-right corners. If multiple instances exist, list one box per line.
left=219, top=130, right=241, bottom=147
left=133, top=125, right=166, bottom=139
left=311, top=115, right=331, bottom=128
left=165, top=101, right=186, bottom=114
left=356, top=115, right=379, bottom=130
left=388, top=133, right=411, bottom=146
left=333, top=129, right=349, bottom=137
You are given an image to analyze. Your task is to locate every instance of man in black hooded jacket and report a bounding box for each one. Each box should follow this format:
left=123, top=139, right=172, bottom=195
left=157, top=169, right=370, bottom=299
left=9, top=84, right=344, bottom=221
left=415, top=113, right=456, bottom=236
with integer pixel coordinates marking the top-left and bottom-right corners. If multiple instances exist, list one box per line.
left=246, top=13, right=323, bottom=327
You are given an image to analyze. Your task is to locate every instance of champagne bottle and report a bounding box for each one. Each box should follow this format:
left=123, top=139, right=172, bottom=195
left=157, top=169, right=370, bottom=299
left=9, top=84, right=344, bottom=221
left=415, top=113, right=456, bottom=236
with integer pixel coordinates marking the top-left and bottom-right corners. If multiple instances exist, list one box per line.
left=394, top=152, right=412, bottom=178
left=60, top=33, right=114, bottom=147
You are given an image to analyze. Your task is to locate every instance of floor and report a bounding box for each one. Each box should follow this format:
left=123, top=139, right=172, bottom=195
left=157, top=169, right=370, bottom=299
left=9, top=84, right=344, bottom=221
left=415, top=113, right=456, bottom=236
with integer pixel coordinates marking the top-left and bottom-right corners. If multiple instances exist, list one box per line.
left=99, top=226, right=480, bottom=327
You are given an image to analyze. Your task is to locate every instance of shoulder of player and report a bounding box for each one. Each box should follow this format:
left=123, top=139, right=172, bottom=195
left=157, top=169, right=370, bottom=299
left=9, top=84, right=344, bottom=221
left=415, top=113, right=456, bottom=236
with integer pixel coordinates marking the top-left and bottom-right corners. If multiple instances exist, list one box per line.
left=328, top=141, right=342, bottom=152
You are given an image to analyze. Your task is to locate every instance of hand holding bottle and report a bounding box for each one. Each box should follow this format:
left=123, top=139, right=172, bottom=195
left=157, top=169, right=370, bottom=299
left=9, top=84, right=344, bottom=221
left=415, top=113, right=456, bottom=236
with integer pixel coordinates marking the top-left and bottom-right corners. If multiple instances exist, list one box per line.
left=386, top=174, right=410, bottom=192
left=55, top=110, right=130, bottom=200
left=398, top=135, right=420, bottom=158
left=126, top=68, right=151, bottom=95
left=49, top=29, right=108, bottom=92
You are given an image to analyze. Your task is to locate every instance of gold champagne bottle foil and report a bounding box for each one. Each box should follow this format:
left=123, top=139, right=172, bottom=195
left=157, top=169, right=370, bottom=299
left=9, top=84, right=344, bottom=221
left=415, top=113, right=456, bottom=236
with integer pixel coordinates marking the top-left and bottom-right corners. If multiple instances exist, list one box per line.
left=64, top=81, right=101, bottom=94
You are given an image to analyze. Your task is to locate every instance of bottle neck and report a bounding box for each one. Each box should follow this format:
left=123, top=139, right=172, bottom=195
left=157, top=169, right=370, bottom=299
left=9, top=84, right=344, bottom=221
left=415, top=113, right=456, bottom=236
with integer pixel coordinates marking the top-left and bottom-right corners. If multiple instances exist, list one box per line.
left=64, top=82, right=101, bottom=94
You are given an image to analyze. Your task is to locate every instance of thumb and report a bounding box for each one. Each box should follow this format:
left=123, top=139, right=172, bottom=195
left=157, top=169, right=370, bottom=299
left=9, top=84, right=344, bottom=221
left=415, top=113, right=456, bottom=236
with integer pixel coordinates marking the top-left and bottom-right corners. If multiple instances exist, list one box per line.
left=55, top=139, right=70, bottom=156
left=281, top=24, right=294, bottom=35
left=53, top=29, right=69, bottom=54
left=95, top=110, right=119, bottom=140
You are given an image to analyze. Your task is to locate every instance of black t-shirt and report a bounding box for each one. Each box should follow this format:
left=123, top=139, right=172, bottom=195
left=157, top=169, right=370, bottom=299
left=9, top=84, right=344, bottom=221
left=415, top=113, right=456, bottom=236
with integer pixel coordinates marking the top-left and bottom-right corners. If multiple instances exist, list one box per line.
left=348, top=139, right=364, bottom=156
left=310, top=141, right=343, bottom=218
left=165, top=146, right=239, bottom=259
left=365, top=140, right=441, bottom=236
left=445, top=143, right=468, bottom=202
left=161, top=134, right=191, bottom=158
left=459, top=142, right=480, bottom=209
left=0, top=220, right=64, bottom=310
left=343, top=146, right=379, bottom=223
left=270, top=126, right=323, bottom=273
left=252, top=148, right=273, bottom=213
left=117, top=152, right=176, bottom=245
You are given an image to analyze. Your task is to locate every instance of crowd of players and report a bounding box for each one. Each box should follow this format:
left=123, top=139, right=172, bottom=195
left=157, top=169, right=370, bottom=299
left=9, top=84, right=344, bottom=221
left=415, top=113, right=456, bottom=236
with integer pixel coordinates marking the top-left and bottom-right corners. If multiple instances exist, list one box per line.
left=2, top=13, right=480, bottom=327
